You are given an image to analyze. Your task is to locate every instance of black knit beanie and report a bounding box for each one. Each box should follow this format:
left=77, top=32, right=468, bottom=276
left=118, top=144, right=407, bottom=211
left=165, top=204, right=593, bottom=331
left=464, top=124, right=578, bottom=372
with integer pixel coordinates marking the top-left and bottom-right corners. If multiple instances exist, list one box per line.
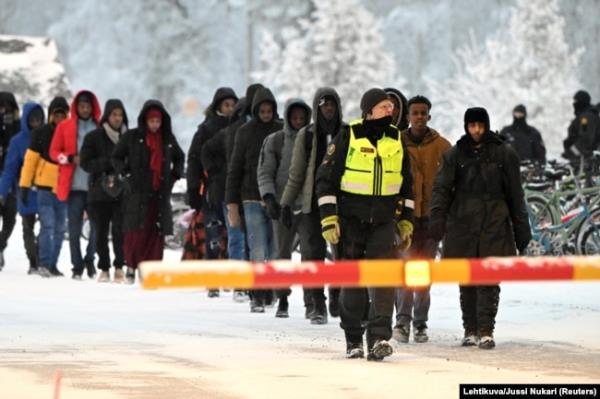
left=360, top=88, right=389, bottom=118
left=464, top=107, right=490, bottom=134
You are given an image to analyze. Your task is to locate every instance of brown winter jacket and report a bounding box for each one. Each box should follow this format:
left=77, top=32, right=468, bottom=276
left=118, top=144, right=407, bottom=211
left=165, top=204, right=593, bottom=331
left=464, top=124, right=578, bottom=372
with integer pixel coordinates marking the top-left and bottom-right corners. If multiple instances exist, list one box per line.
left=401, top=128, right=451, bottom=218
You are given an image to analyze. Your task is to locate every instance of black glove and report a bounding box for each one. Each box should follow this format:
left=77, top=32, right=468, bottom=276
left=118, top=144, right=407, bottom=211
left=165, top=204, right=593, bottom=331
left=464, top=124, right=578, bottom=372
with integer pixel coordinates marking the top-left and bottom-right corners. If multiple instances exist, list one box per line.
left=187, top=186, right=202, bottom=211
left=281, top=205, right=292, bottom=229
left=20, top=188, right=30, bottom=207
left=263, top=194, right=281, bottom=220
left=428, top=219, right=445, bottom=241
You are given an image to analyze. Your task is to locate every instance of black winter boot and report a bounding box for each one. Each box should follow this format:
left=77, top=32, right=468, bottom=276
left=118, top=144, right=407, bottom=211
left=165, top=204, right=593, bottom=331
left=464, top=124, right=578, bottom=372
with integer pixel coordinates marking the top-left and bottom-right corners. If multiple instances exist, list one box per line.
left=275, top=296, right=289, bottom=318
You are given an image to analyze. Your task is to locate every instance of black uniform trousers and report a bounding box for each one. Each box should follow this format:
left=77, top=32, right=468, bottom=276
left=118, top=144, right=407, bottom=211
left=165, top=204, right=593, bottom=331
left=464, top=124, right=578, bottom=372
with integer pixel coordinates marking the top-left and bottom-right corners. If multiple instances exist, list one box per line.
left=338, top=216, right=396, bottom=348
left=0, top=193, right=17, bottom=251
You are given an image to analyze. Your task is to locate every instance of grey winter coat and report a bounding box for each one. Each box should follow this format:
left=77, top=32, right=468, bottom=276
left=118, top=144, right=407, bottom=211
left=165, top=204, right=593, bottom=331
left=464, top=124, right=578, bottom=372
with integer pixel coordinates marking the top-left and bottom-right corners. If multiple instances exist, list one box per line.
left=280, top=87, right=343, bottom=213
left=257, top=98, right=311, bottom=211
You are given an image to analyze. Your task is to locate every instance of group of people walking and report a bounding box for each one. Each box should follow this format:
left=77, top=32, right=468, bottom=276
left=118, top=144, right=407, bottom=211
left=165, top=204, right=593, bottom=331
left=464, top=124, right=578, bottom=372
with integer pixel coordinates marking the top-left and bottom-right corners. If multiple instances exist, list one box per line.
left=4, top=83, right=597, bottom=361
left=0, top=90, right=183, bottom=284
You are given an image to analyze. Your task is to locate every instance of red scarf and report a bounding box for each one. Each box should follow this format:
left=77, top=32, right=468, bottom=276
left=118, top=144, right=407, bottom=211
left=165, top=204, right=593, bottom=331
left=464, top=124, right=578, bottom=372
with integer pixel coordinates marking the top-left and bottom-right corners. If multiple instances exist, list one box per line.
left=145, top=129, right=163, bottom=191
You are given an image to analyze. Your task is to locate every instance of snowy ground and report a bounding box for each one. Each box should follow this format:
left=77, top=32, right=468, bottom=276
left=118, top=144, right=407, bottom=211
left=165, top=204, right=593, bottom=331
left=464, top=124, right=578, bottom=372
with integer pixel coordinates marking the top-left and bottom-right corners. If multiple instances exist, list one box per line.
left=1, top=219, right=599, bottom=399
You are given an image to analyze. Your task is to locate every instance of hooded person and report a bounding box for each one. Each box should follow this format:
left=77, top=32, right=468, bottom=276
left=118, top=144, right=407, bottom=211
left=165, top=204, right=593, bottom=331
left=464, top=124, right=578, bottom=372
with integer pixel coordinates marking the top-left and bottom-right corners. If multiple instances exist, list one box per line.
left=225, top=87, right=282, bottom=313
left=279, top=87, right=345, bottom=324
left=80, top=99, right=129, bottom=283
left=564, top=90, right=600, bottom=163
left=187, top=87, right=238, bottom=212
left=111, top=100, right=184, bottom=284
left=384, top=87, right=409, bottom=131
left=0, top=102, right=44, bottom=272
left=200, top=97, right=250, bottom=302
left=50, top=90, right=102, bottom=280
left=0, top=91, right=21, bottom=270
left=19, top=96, right=69, bottom=277
left=499, top=104, right=546, bottom=164
left=257, top=98, right=312, bottom=317
left=429, top=107, right=531, bottom=350
left=315, top=88, right=415, bottom=361
left=186, top=88, right=238, bottom=297
left=0, top=91, right=21, bottom=170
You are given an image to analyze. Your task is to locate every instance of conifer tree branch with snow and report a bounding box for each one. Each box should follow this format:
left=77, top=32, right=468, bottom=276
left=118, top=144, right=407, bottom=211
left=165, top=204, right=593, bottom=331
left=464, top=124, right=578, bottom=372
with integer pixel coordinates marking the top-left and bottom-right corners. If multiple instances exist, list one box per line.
left=427, top=0, right=583, bottom=156
left=253, top=0, right=403, bottom=120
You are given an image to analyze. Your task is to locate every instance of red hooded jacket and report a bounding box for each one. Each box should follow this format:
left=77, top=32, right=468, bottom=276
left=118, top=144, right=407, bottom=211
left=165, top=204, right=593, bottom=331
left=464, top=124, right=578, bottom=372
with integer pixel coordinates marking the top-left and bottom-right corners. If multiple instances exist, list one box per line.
left=49, top=90, right=101, bottom=201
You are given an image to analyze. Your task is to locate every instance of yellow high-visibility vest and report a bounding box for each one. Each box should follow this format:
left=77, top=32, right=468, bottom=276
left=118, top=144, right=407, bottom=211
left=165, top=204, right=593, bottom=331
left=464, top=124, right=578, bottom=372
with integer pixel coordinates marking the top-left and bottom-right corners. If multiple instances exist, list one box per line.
left=340, top=119, right=403, bottom=196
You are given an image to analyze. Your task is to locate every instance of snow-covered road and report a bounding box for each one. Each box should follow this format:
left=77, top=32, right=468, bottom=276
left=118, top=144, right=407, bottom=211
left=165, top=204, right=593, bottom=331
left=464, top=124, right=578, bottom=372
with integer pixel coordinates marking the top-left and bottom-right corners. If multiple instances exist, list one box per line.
left=1, top=223, right=599, bottom=398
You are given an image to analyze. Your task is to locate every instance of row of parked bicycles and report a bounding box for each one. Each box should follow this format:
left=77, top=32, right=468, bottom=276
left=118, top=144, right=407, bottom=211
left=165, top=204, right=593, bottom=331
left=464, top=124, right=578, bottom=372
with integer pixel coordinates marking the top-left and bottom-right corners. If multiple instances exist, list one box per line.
left=522, top=152, right=600, bottom=256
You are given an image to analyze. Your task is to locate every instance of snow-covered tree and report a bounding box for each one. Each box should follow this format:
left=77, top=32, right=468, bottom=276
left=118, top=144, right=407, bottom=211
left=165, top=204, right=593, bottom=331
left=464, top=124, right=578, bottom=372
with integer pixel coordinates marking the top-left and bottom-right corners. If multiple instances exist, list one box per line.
left=427, top=0, right=583, bottom=155
left=253, top=0, right=401, bottom=120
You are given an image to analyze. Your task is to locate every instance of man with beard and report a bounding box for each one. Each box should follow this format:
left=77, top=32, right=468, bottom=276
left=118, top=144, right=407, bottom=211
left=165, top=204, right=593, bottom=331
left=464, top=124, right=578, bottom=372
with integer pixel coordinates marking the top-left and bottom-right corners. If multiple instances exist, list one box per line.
left=316, top=88, right=415, bottom=361
left=429, top=107, right=531, bottom=350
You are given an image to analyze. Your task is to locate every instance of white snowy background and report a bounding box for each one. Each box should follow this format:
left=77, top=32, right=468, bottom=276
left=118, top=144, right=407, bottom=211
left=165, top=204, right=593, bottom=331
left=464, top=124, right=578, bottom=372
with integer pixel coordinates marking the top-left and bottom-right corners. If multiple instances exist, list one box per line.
left=1, top=0, right=599, bottom=155
left=1, top=1, right=600, bottom=397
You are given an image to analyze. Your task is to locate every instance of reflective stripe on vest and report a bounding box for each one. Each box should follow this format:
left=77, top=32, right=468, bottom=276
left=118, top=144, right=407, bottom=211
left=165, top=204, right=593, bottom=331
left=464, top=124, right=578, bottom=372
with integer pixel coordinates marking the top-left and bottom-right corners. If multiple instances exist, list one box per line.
left=340, top=119, right=404, bottom=196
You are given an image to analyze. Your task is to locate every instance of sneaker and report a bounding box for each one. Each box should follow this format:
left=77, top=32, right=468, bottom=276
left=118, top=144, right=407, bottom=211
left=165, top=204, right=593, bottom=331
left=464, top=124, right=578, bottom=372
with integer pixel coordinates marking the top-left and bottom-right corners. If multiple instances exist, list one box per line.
left=478, top=329, right=495, bottom=350
left=304, top=303, right=315, bottom=319
left=98, top=271, right=110, bottom=283
left=72, top=273, right=82, bottom=281
left=275, top=296, right=289, bottom=318
left=208, top=289, right=220, bottom=298
left=414, top=326, right=429, bottom=343
left=49, top=267, right=64, bottom=277
left=462, top=330, right=478, bottom=347
left=125, top=267, right=136, bottom=284
left=310, top=300, right=328, bottom=325
left=113, top=268, right=125, bottom=284
left=250, top=299, right=265, bottom=313
left=37, top=266, right=52, bottom=278
left=346, top=342, right=364, bottom=359
left=233, top=290, right=248, bottom=302
left=392, top=324, right=410, bottom=343
left=85, top=260, right=96, bottom=279
left=367, top=340, right=393, bottom=361
left=27, top=266, right=39, bottom=275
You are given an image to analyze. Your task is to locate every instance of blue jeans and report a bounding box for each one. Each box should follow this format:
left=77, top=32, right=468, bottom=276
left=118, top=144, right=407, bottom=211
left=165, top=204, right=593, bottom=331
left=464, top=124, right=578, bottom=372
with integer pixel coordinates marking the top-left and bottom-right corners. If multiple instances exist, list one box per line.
left=223, top=203, right=247, bottom=260
left=67, top=190, right=96, bottom=274
left=37, top=190, right=67, bottom=269
left=242, top=202, right=274, bottom=262
left=395, top=287, right=431, bottom=328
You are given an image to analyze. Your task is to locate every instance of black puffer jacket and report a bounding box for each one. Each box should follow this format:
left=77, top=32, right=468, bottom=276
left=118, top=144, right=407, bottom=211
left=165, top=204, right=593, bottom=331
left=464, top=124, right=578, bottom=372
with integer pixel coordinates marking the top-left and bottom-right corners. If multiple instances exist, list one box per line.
left=80, top=99, right=129, bottom=203
left=186, top=87, right=238, bottom=193
left=225, top=87, right=282, bottom=204
left=201, top=97, right=246, bottom=209
left=111, top=100, right=184, bottom=234
left=430, top=132, right=531, bottom=257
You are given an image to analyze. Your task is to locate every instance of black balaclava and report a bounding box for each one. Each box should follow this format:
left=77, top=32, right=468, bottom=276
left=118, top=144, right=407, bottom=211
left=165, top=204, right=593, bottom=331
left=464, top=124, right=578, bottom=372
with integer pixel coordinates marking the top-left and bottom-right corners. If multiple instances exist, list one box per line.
left=573, top=90, right=591, bottom=116
left=512, top=104, right=527, bottom=127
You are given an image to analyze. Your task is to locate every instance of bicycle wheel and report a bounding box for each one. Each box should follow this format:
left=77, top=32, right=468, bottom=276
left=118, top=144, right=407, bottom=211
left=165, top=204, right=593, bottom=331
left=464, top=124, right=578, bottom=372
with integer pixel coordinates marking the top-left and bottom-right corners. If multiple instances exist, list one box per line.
left=526, top=193, right=560, bottom=227
left=576, top=206, right=600, bottom=255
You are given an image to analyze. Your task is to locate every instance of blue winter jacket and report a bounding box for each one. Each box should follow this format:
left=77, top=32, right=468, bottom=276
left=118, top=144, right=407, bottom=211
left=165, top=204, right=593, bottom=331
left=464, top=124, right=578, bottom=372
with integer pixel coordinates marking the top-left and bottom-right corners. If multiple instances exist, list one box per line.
left=0, top=102, right=44, bottom=215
